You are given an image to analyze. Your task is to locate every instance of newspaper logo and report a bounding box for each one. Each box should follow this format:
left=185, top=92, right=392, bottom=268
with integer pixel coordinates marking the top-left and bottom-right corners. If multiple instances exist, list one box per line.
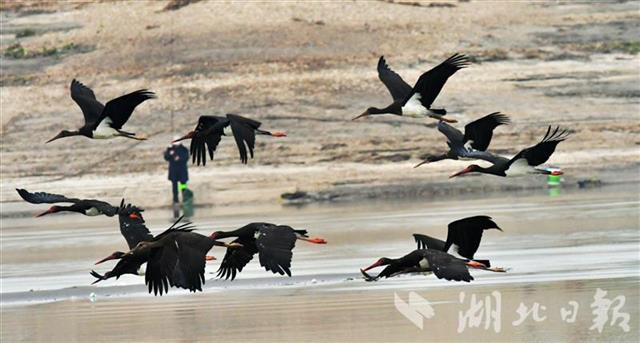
left=394, top=292, right=435, bottom=330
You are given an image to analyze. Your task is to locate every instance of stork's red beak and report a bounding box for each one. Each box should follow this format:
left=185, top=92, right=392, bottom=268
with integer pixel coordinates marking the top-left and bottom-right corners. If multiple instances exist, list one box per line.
left=46, top=132, right=64, bottom=144
left=551, top=170, right=563, bottom=176
left=270, top=131, right=287, bottom=137
left=129, top=213, right=140, bottom=220
left=95, top=253, right=117, bottom=265
left=206, top=256, right=216, bottom=261
left=449, top=166, right=473, bottom=179
left=35, top=208, right=55, bottom=217
left=414, top=160, right=429, bottom=168
left=225, top=242, right=243, bottom=248
left=352, top=111, right=369, bottom=121
left=362, top=260, right=383, bottom=272
left=172, top=131, right=195, bottom=143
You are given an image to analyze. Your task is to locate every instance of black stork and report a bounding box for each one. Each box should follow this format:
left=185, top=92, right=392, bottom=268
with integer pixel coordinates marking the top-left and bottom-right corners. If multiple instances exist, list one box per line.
left=449, top=126, right=570, bottom=178
left=361, top=249, right=483, bottom=282
left=91, top=201, right=151, bottom=281
left=414, top=113, right=510, bottom=168
left=90, top=202, right=215, bottom=280
left=210, top=223, right=327, bottom=280
left=94, top=215, right=241, bottom=295
left=361, top=216, right=506, bottom=282
left=16, top=188, right=118, bottom=217
left=353, top=53, right=470, bottom=123
left=413, top=215, right=503, bottom=268
left=46, top=79, right=154, bottom=143
left=173, top=114, right=287, bottom=165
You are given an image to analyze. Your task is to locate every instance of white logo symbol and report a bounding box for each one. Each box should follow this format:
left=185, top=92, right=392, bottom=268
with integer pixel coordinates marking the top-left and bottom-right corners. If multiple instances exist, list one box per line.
left=394, top=292, right=435, bottom=330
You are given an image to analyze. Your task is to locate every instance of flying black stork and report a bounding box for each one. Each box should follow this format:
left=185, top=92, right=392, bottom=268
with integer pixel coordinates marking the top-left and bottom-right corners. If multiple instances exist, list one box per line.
left=91, top=201, right=151, bottom=282
left=353, top=53, right=470, bottom=123
left=414, top=113, right=510, bottom=168
left=16, top=188, right=119, bottom=217
left=210, top=223, right=327, bottom=280
left=93, top=214, right=240, bottom=295
left=413, top=215, right=503, bottom=268
left=361, top=249, right=482, bottom=282
left=361, top=216, right=506, bottom=282
left=46, top=79, right=154, bottom=143
left=449, top=126, right=570, bottom=178
left=90, top=202, right=215, bottom=284
left=173, top=114, right=287, bottom=165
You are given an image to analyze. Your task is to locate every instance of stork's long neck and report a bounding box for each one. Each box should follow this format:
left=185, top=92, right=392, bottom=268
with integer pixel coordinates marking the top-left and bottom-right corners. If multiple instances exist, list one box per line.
left=477, top=165, right=506, bottom=177
left=373, top=103, right=402, bottom=115
left=212, top=229, right=244, bottom=239
left=61, top=205, right=86, bottom=214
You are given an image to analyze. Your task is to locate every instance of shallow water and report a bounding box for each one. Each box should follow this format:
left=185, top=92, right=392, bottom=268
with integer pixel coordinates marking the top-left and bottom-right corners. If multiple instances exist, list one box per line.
left=1, top=184, right=639, bottom=342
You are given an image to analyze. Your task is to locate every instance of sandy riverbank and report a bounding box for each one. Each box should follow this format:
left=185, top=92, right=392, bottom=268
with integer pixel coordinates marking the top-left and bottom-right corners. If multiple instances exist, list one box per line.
left=1, top=1, right=639, bottom=209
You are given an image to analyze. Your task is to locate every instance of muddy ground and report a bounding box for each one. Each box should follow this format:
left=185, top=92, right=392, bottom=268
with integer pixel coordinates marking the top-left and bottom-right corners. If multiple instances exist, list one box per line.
left=1, top=1, right=639, bottom=209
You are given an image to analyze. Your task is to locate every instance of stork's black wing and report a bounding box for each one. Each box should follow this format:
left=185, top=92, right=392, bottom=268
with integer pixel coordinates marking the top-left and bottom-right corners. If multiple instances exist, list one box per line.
left=228, top=114, right=262, bottom=164
left=97, top=89, right=155, bottom=130
left=190, top=116, right=225, bottom=166
left=437, top=121, right=465, bottom=146
left=91, top=254, right=146, bottom=283
left=86, top=200, right=119, bottom=217
left=146, top=243, right=176, bottom=296
left=464, top=113, right=510, bottom=151
left=70, top=79, right=104, bottom=126
left=170, top=232, right=216, bottom=293
left=144, top=221, right=203, bottom=296
left=118, top=202, right=152, bottom=249
left=450, top=144, right=510, bottom=165
left=444, top=215, right=502, bottom=260
left=404, top=53, right=469, bottom=107
left=413, top=233, right=446, bottom=251
left=255, top=224, right=297, bottom=276
left=377, top=56, right=412, bottom=102
left=16, top=188, right=79, bottom=204
left=509, top=126, right=570, bottom=167
left=216, top=237, right=258, bottom=280
left=423, top=250, right=473, bottom=282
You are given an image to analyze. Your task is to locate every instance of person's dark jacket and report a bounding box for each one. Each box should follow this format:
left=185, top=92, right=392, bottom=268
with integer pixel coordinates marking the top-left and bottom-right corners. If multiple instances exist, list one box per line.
left=164, top=144, right=189, bottom=183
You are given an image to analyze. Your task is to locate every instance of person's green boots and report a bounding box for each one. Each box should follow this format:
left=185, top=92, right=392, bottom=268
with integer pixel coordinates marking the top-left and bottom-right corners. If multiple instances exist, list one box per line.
left=182, top=186, right=194, bottom=219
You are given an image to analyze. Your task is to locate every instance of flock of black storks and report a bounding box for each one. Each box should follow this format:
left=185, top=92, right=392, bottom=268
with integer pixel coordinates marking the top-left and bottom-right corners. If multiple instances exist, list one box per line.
left=19, top=53, right=569, bottom=295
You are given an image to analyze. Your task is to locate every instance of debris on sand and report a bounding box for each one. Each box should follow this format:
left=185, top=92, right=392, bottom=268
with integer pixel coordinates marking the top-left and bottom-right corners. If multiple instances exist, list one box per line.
left=164, top=0, right=201, bottom=11
left=577, top=178, right=603, bottom=189
left=281, top=191, right=338, bottom=205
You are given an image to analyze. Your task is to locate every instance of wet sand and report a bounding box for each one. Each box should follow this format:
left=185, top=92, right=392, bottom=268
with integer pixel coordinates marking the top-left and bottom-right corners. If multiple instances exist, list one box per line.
left=1, top=183, right=638, bottom=342
left=2, top=278, right=638, bottom=342
left=1, top=1, right=639, bottom=209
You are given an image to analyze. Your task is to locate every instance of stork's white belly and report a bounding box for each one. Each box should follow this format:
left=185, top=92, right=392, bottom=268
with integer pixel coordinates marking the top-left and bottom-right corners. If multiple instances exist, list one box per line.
left=93, top=117, right=119, bottom=139
left=402, top=93, right=428, bottom=118
left=505, top=158, right=533, bottom=177
left=418, top=257, right=430, bottom=269
left=85, top=207, right=101, bottom=216
left=137, top=263, right=146, bottom=276
left=223, top=125, right=232, bottom=136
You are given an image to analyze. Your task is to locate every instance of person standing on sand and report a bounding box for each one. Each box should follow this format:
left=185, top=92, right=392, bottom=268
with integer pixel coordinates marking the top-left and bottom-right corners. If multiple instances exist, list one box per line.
left=164, top=138, right=189, bottom=218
